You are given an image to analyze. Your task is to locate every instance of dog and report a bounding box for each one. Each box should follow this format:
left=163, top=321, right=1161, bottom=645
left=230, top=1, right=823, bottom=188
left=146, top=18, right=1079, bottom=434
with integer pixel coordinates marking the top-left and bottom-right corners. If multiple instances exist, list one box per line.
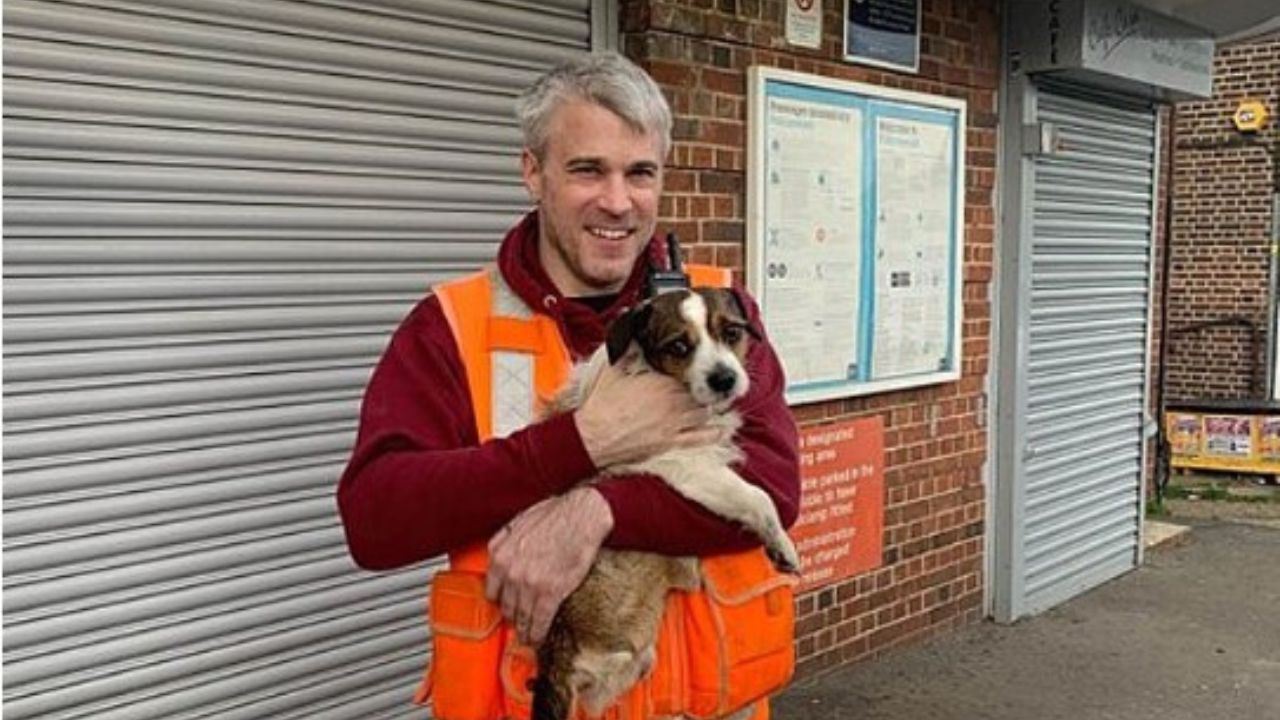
left=530, top=287, right=800, bottom=720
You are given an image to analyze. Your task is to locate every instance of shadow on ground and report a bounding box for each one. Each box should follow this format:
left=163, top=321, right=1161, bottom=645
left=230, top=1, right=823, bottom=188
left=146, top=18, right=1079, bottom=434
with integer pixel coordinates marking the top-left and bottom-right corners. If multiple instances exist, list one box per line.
left=773, top=519, right=1280, bottom=720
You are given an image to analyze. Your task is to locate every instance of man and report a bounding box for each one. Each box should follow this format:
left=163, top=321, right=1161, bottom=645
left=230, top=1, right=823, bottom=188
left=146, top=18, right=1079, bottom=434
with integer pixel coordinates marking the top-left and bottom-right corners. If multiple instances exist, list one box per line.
left=338, top=51, right=800, bottom=719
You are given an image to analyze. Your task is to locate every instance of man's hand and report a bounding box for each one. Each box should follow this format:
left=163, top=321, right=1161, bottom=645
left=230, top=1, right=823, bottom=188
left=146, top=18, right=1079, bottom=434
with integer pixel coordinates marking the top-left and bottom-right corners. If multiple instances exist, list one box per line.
left=485, top=486, right=614, bottom=645
left=575, top=363, right=723, bottom=469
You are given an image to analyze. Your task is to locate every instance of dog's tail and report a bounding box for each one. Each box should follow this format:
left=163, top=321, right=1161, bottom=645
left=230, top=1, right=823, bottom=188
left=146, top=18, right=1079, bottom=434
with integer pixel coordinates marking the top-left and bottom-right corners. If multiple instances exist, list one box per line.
left=530, top=618, right=576, bottom=720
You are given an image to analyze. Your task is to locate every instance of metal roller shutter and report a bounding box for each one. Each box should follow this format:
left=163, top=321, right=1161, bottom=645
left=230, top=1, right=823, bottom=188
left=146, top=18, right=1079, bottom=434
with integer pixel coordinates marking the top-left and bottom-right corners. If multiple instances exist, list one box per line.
left=997, top=80, right=1157, bottom=620
left=3, top=1, right=597, bottom=717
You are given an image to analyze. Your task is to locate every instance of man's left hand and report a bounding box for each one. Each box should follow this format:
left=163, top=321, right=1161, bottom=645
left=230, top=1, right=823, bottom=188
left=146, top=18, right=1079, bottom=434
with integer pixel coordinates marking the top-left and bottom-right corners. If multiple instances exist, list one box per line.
left=485, top=486, right=614, bottom=645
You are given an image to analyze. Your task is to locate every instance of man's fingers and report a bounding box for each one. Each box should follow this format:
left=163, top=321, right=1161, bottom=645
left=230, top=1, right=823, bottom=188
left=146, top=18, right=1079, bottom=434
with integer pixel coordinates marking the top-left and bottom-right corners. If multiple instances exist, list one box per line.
left=678, top=407, right=717, bottom=431
left=515, top=590, right=538, bottom=644
left=484, top=571, right=500, bottom=602
left=527, top=593, right=559, bottom=646
left=484, top=527, right=512, bottom=600
left=673, top=425, right=724, bottom=449
left=484, top=556, right=503, bottom=601
left=527, top=616, right=551, bottom=646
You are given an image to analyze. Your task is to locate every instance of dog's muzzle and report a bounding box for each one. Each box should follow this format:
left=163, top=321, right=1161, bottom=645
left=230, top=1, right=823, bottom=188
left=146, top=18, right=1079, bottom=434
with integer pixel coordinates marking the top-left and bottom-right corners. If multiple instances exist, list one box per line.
left=706, top=363, right=740, bottom=398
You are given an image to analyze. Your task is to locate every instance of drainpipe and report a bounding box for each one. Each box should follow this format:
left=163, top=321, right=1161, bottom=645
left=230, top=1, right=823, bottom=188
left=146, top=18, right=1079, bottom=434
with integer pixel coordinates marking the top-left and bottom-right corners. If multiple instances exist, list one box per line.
left=1153, top=103, right=1177, bottom=505
left=1266, top=141, right=1280, bottom=400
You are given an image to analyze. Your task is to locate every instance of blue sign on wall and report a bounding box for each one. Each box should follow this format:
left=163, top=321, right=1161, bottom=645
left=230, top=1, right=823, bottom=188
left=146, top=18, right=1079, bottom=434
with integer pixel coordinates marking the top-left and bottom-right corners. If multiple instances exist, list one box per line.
left=845, top=0, right=921, bottom=73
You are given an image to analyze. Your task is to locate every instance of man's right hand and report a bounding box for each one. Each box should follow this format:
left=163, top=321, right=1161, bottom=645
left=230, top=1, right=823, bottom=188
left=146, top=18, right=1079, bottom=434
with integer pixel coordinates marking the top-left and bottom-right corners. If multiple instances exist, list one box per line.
left=574, top=363, right=723, bottom=469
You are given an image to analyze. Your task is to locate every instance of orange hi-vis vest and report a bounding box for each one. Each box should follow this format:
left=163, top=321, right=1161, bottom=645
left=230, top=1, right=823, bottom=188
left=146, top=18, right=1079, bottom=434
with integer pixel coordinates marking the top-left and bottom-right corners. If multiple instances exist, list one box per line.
left=415, top=265, right=796, bottom=720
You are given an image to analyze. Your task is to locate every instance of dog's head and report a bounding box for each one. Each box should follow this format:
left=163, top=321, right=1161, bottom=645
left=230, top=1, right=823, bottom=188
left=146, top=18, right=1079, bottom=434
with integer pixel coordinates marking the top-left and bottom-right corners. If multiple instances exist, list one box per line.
left=605, top=288, right=760, bottom=407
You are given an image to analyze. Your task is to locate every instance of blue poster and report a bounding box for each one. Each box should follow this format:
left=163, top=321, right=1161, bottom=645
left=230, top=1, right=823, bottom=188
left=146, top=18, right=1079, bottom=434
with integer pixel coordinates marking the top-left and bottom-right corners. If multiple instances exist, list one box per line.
left=845, top=0, right=920, bottom=73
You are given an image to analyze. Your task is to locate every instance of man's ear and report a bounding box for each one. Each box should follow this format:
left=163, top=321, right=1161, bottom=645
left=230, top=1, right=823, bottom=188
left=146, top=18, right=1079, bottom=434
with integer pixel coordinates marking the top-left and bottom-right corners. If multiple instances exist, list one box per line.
left=521, top=148, right=542, bottom=203
left=606, top=305, right=650, bottom=364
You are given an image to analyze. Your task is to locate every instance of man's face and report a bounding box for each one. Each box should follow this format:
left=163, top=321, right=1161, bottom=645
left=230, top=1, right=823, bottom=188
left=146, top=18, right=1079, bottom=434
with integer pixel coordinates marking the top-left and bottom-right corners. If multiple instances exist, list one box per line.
left=522, top=100, right=663, bottom=297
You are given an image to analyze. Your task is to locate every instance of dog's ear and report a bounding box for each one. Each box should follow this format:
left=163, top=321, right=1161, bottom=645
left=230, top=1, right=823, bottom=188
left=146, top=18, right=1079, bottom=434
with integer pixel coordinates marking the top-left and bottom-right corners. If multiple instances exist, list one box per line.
left=724, top=289, right=762, bottom=340
left=606, top=304, right=650, bottom=364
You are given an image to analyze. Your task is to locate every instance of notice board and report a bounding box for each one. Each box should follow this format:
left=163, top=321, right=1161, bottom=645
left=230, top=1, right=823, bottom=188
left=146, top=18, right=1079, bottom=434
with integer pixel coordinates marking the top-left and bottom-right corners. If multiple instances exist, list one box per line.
left=789, top=416, right=885, bottom=593
left=747, top=67, right=965, bottom=405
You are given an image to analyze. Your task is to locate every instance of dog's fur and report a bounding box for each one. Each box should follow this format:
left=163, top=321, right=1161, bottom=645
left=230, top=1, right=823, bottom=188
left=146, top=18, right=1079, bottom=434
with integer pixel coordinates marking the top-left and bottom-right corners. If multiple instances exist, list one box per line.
left=529, top=288, right=799, bottom=720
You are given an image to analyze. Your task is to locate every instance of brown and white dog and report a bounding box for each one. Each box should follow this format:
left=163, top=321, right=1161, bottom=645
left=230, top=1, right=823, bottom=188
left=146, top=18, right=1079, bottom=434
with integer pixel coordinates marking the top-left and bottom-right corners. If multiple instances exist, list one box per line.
left=531, top=287, right=799, bottom=720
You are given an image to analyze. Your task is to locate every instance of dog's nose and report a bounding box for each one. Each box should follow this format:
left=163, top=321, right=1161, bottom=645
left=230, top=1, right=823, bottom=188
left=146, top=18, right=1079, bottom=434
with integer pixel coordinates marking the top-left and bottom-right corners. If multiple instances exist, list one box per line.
left=707, top=365, right=738, bottom=395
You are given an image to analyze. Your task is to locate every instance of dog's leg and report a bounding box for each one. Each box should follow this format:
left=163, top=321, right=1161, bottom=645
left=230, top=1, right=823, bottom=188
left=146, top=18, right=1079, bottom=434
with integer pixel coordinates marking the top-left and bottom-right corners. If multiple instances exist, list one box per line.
left=696, top=471, right=799, bottom=573
left=637, top=455, right=800, bottom=573
left=665, top=556, right=702, bottom=591
left=574, top=648, right=648, bottom=716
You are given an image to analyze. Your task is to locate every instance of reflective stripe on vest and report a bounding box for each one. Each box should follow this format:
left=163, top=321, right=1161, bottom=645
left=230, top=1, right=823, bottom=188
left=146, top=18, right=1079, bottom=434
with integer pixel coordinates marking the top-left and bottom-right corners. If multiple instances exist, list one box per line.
left=434, top=266, right=572, bottom=444
left=491, top=271, right=539, bottom=438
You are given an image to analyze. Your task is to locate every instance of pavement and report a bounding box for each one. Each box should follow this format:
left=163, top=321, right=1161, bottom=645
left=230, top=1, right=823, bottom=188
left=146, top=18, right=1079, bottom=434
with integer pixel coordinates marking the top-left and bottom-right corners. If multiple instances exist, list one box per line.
left=772, top=515, right=1280, bottom=720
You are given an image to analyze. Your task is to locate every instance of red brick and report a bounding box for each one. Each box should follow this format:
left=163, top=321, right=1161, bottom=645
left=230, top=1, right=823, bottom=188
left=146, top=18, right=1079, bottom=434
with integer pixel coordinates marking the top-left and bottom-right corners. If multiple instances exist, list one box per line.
left=1164, top=34, right=1278, bottom=401
left=620, top=0, right=1003, bottom=683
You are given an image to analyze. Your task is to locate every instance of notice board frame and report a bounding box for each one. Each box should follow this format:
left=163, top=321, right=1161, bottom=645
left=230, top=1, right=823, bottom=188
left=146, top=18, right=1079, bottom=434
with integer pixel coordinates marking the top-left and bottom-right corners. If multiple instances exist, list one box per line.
left=747, top=67, right=966, bottom=405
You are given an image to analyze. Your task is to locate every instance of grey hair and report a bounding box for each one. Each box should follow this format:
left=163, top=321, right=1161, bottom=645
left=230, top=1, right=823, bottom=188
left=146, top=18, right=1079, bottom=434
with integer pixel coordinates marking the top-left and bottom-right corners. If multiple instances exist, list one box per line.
left=515, top=51, right=672, bottom=161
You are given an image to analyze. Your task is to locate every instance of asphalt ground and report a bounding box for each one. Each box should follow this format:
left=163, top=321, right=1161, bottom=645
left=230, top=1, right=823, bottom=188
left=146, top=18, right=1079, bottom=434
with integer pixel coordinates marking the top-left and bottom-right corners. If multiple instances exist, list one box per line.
left=773, top=516, right=1280, bottom=720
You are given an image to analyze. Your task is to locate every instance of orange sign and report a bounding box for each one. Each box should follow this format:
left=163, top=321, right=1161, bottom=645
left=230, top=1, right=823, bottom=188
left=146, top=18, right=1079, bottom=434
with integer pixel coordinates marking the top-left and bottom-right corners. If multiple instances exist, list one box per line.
left=789, top=416, right=885, bottom=593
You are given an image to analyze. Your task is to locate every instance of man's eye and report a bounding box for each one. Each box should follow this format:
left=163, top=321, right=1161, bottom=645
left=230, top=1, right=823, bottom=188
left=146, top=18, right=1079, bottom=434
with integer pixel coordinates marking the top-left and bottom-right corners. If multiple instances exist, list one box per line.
left=663, top=340, right=692, bottom=358
left=628, top=167, right=659, bottom=185
left=571, top=166, right=602, bottom=176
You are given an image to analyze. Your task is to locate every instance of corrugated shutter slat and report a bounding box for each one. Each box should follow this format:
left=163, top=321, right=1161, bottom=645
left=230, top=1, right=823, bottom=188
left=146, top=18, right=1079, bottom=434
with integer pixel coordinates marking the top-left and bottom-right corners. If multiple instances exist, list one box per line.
left=3, top=0, right=595, bottom=716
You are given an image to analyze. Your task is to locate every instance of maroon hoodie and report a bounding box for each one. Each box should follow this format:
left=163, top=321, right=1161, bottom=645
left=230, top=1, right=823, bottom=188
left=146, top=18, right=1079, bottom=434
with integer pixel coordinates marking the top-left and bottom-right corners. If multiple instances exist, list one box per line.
left=337, top=212, right=800, bottom=571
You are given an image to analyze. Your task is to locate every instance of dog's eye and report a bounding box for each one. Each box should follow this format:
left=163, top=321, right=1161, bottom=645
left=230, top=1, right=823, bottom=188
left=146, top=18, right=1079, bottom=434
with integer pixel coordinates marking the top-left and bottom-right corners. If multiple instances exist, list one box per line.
left=663, top=339, right=692, bottom=358
left=722, top=324, right=744, bottom=344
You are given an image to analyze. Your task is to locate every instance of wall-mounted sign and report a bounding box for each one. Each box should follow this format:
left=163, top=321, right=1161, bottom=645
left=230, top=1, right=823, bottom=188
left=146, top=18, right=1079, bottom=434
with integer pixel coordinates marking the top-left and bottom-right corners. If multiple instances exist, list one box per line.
left=1007, top=0, right=1214, bottom=101
left=789, top=416, right=885, bottom=593
left=844, top=0, right=920, bottom=73
left=747, top=67, right=965, bottom=404
left=1168, top=409, right=1280, bottom=474
left=1232, top=100, right=1269, bottom=133
left=786, top=0, right=823, bottom=49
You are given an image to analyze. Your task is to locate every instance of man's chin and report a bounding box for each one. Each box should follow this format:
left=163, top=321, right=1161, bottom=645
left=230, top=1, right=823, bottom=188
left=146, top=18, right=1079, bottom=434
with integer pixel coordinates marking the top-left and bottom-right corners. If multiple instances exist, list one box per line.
left=578, top=264, right=632, bottom=292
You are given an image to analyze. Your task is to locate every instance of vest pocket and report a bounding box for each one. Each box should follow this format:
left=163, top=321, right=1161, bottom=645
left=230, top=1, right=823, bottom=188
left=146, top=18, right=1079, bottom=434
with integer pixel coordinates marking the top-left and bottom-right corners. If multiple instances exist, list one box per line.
left=681, top=550, right=797, bottom=718
left=419, top=571, right=506, bottom=720
left=499, top=630, right=650, bottom=720
left=498, top=632, right=536, bottom=719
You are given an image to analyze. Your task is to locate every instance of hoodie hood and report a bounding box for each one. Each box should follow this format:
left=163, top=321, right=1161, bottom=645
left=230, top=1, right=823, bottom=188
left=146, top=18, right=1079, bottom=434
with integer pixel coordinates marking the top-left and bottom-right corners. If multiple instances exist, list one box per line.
left=496, top=210, right=654, bottom=360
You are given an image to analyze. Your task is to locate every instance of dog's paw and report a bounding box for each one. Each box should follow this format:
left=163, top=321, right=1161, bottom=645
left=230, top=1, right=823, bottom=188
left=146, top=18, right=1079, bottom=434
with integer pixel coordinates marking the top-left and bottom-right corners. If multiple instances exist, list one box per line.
left=766, top=536, right=801, bottom=575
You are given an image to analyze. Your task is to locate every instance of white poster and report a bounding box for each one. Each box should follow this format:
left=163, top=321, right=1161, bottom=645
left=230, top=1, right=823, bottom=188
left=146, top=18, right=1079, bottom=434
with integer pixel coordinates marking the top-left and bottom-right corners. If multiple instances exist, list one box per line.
left=762, top=96, right=863, bottom=386
left=872, top=116, right=953, bottom=378
left=748, top=68, right=965, bottom=403
left=786, top=0, right=823, bottom=49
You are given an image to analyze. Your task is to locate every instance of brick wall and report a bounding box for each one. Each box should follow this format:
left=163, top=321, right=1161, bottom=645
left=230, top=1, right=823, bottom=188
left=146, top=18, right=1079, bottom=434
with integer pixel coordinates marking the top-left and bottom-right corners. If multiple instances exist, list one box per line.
left=619, top=0, right=998, bottom=679
left=1165, top=33, right=1280, bottom=402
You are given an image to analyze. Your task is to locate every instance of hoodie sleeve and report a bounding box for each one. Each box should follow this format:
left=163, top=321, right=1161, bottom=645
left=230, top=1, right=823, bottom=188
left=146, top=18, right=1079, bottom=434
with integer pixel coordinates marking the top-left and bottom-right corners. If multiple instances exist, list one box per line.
left=592, top=289, right=801, bottom=555
left=335, top=296, right=597, bottom=570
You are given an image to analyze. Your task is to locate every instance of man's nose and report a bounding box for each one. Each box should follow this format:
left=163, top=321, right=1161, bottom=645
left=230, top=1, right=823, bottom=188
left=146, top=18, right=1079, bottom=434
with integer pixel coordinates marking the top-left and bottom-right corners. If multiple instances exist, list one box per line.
left=598, top=174, right=633, bottom=215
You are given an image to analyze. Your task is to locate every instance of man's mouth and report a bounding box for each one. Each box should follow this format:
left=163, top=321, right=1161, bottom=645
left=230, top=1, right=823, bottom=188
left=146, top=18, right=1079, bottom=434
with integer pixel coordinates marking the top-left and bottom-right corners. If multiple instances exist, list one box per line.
left=587, top=226, right=632, bottom=240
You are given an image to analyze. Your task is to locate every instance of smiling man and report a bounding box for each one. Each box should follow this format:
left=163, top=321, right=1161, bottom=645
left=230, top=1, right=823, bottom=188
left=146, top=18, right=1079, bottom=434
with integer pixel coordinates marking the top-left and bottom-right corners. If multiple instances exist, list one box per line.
left=524, top=96, right=661, bottom=295
left=337, top=52, right=800, bottom=720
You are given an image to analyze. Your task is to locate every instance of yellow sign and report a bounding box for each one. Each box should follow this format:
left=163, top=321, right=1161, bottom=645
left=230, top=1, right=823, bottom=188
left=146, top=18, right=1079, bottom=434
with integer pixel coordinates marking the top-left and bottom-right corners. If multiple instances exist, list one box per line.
left=1168, top=410, right=1280, bottom=475
left=1232, top=100, right=1269, bottom=133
